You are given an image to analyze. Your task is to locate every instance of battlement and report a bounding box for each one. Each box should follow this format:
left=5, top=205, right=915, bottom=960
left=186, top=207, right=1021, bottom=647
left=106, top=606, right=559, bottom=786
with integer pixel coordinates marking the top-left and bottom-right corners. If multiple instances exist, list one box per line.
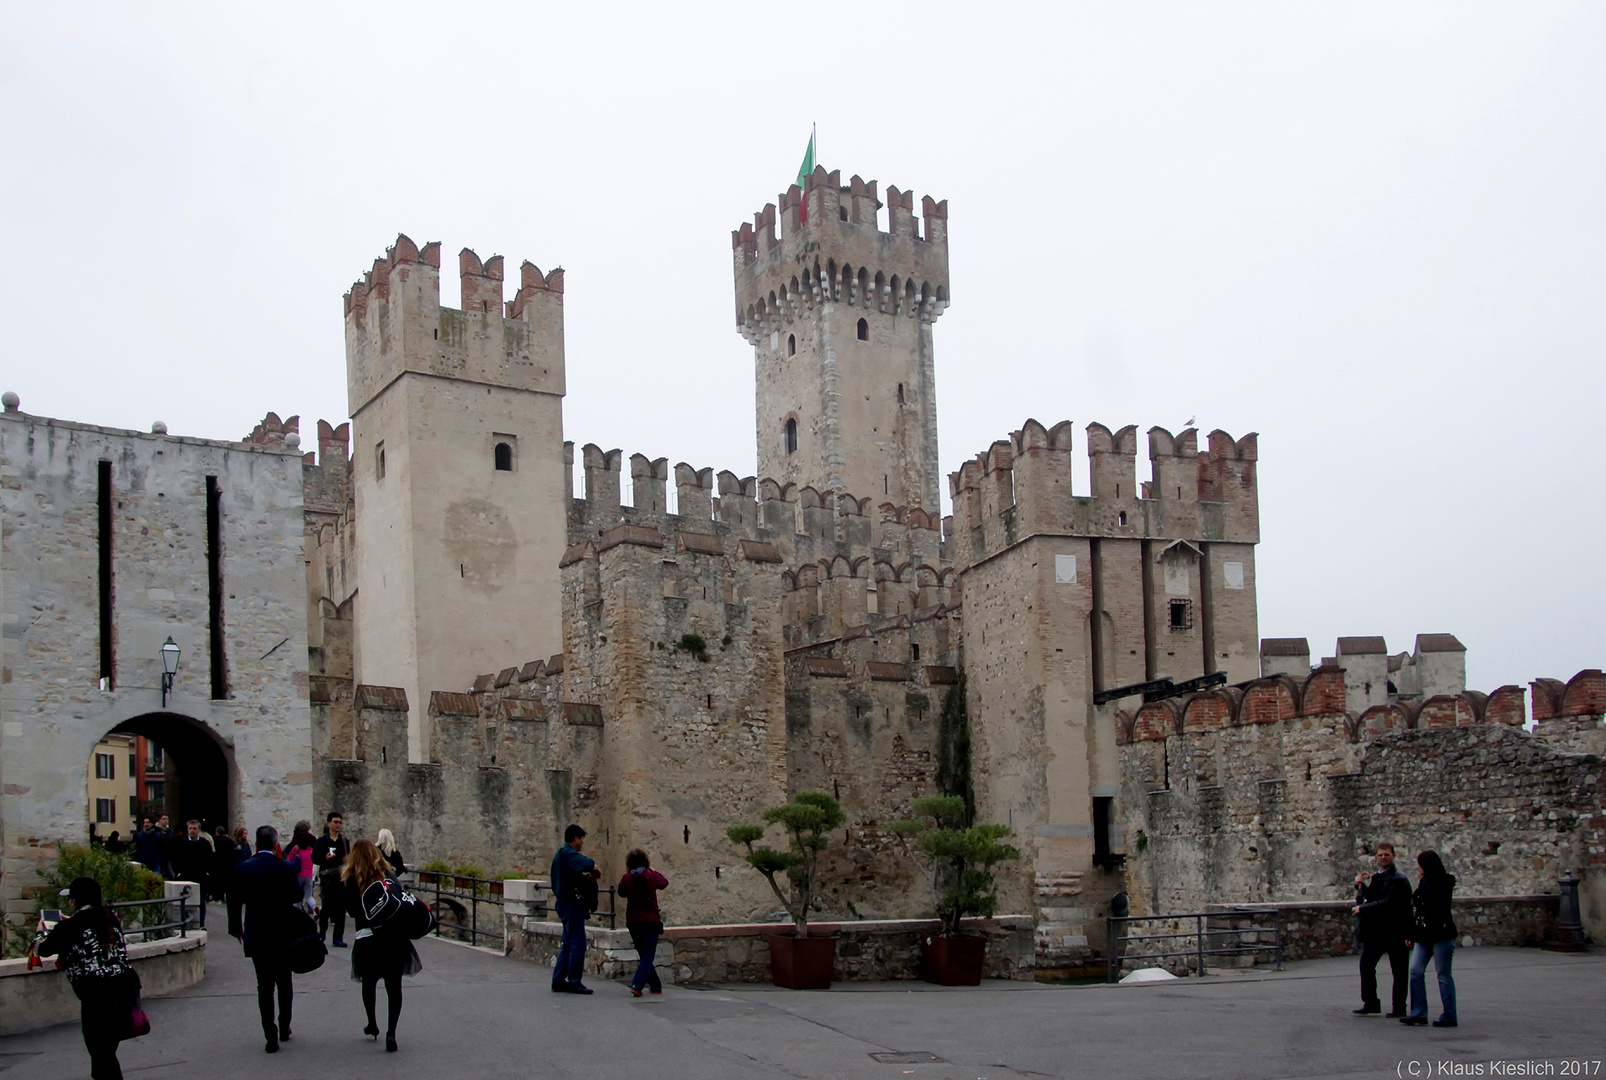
left=732, top=167, right=950, bottom=340
left=343, top=233, right=565, bottom=416
left=1114, top=666, right=1604, bottom=754
left=948, top=418, right=1260, bottom=569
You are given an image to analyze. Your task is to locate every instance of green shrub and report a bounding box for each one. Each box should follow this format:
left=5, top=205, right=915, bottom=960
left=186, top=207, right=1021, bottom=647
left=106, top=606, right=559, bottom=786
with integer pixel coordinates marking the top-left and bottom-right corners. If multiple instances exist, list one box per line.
left=3, top=846, right=164, bottom=958
left=727, top=790, right=845, bottom=937
left=675, top=633, right=709, bottom=661
left=890, top=796, right=1019, bottom=937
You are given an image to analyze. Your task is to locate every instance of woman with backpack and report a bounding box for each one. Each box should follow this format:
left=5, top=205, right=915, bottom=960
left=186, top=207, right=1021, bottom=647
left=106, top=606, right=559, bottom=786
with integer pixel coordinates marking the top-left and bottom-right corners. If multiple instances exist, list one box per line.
left=35, top=876, right=142, bottom=1080
left=341, top=838, right=422, bottom=1052
left=617, top=848, right=669, bottom=997
left=283, top=821, right=318, bottom=914
left=1400, top=849, right=1459, bottom=1028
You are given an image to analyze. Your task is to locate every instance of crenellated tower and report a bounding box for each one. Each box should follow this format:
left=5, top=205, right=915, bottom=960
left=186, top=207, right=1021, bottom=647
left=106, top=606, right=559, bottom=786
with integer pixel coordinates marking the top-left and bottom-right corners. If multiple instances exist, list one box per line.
left=734, top=167, right=950, bottom=511
left=343, top=236, right=568, bottom=759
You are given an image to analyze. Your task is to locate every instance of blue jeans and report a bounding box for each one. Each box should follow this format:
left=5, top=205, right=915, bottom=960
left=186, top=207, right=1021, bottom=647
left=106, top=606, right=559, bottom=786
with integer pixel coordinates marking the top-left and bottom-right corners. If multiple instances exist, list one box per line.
left=628, top=922, right=662, bottom=992
left=1409, top=940, right=1456, bottom=1021
left=552, top=898, right=587, bottom=987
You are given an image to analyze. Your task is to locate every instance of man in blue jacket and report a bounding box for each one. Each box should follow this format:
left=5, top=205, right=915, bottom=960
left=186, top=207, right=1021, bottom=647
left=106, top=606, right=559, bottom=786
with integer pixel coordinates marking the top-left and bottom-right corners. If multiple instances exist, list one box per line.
left=229, top=826, right=303, bottom=1052
left=550, top=824, right=600, bottom=994
left=1352, top=841, right=1413, bottom=1017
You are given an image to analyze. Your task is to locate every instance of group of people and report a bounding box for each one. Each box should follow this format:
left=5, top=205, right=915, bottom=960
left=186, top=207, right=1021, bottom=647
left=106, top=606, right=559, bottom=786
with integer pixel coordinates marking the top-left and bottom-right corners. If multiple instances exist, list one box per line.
left=548, top=824, right=669, bottom=998
left=37, top=811, right=420, bottom=1078
left=229, top=820, right=420, bottom=1055
left=1352, top=842, right=1460, bottom=1027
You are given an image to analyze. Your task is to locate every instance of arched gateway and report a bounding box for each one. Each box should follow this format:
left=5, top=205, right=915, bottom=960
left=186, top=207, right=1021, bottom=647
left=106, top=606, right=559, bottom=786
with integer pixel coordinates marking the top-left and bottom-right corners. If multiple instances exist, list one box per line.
left=1, top=408, right=313, bottom=925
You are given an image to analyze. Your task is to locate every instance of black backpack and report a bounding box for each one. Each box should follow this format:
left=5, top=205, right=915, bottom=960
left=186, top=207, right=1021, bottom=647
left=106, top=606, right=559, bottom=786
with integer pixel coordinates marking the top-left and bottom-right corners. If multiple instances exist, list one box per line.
left=283, top=908, right=327, bottom=974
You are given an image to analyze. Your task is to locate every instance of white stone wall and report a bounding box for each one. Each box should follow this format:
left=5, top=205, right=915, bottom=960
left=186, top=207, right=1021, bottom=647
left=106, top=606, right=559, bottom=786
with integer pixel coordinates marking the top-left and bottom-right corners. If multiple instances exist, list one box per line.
left=0, top=412, right=312, bottom=920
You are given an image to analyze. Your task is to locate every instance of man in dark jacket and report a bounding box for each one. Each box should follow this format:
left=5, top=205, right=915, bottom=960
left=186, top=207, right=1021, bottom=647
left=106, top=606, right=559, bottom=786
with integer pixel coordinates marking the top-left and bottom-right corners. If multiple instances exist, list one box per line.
left=1352, top=840, right=1412, bottom=1017
left=169, top=819, right=213, bottom=927
left=131, top=816, right=165, bottom=876
left=550, top=823, right=600, bottom=994
left=229, top=826, right=302, bottom=1053
left=311, top=811, right=350, bottom=947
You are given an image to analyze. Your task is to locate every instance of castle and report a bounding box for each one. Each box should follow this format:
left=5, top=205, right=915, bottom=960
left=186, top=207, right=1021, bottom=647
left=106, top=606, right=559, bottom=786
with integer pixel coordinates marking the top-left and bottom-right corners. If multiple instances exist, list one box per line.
left=2, top=163, right=1601, bottom=958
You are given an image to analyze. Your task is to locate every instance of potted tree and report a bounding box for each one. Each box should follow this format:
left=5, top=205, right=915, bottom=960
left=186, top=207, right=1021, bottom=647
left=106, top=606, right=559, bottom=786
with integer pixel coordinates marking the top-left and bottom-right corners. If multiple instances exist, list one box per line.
left=727, top=790, right=845, bottom=989
left=891, top=795, right=1019, bottom=985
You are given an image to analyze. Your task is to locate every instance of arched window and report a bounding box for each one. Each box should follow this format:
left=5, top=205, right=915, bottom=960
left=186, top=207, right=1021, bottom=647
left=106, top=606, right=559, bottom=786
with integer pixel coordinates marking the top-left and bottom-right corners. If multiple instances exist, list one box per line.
left=784, top=418, right=798, bottom=455
left=787, top=333, right=796, bottom=356
left=856, top=318, right=869, bottom=341
left=494, top=442, right=513, bottom=471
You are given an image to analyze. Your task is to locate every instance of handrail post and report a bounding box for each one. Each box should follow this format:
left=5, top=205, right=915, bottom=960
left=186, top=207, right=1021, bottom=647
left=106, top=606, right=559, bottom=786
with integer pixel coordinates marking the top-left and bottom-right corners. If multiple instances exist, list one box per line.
left=1274, top=907, right=1284, bottom=970
left=1196, top=914, right=1203, bottom=977
left=434, top=876, right=442, bottom=938
left=180, top=887, right=188, bottom=939
left=1106, top=918, right=1116, bottom=983
left=472, top=881, right=479, bottom=944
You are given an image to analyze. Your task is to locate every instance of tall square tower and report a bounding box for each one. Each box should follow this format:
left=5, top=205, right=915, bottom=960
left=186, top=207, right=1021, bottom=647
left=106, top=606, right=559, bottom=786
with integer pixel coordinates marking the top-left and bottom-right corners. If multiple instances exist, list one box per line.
left=344, top=237, right=567, bottom=759
left=734, top=168, right=949, bottom=511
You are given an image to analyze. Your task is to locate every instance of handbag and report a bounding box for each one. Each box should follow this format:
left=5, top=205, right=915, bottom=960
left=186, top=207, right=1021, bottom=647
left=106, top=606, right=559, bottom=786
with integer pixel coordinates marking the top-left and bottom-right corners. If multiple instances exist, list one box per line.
left=122, top=970, right=150, bottom=1039
left=371, top=878, right=436, bottom=941
left=283, top=907, right=327, bottom=974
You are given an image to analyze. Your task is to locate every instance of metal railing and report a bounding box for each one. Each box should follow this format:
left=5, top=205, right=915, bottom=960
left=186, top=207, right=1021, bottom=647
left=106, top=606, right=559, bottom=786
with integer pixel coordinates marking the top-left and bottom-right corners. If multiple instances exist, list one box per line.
left=1106, top=906, right=1283, bottom=982
left=108, top=885, right=193, bottom=942
left=405, top=873, right=506, bottom=947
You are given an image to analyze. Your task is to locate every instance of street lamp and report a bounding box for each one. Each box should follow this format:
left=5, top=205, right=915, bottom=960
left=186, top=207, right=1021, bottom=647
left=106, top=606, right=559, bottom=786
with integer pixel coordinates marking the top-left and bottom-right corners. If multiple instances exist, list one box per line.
left=160, top=637, right=180, bottom=707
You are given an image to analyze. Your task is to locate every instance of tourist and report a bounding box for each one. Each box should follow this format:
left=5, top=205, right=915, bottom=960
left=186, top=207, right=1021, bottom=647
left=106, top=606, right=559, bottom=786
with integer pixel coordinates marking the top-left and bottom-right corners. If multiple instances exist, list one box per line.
left=1351, top=840, right=1412, bottom=1017
left=1400, top=850, right=1459, bottom=1028
left=34, top=876, right=139, bottom=1080
left=131, top=817, right=164, bottom=876
left=283, top=821, right=318, bottom=913
left=376, top=828, right=406, bottom=875
left=169, top=820, right=213, bottom=927
left=210, top=827, right=237, bottom=903
left=104, top=831, right=126, bottom=856
left=231, top=827, right=254, bottom=865
left=617, top=848, right=668, bottom=997
left=313, top=812, right=351, bottom=947
left=154, top=814, right=175, bottom=877
left=342, top=838, right=423, bottom=1052
left=550, top=823, right=600, bottom=994
left=228, top=825, right=303, bottom=1053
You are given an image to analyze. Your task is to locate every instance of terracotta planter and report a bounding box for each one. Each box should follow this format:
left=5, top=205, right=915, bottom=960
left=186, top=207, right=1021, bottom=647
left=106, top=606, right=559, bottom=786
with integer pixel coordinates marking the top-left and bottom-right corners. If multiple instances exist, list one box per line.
left=922, top=934, right=985, bottom=986
left=490, top=880, right=504, bottom=896
left=768, top=933, right=836, bottom=989
left=418, top=871, right=440, bottom=884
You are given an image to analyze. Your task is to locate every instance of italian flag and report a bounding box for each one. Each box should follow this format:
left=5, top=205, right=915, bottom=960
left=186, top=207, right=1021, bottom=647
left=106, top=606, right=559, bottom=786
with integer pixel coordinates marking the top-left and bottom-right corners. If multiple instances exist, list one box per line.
left=796, top=129, right=814, bottom=223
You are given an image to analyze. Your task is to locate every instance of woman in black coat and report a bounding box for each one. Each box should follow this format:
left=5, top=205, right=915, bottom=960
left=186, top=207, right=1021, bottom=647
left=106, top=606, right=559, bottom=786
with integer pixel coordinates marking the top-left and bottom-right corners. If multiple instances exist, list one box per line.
left=35, top=877, right=139, bottom=1080
left=1400, top=849, right=1458, bottom=1028
left=342, top=838, right=421, bottom=1053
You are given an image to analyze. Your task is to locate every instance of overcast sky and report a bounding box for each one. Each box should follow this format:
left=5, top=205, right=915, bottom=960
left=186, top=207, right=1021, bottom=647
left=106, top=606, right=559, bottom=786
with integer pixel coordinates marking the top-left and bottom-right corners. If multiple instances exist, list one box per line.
left=4, top=3, right=1602, bottom=694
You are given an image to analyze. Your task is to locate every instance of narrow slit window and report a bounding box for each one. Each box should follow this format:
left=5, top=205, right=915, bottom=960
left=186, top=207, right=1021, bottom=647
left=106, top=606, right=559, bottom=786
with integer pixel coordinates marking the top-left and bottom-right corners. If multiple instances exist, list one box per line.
left=97, top=460, right=114, bottom=687
left=784, top=418, right=798, bottom=455
left=856, top=318, right=869, bottom=341
left=1092, top=796, right=1114, bottom=867
left=375, top=442, right=386, bottom=480
left=787, top=333, right=796, bottom=356
left=206, top=475, right=228, bottom=699
left=897, top=383, right=904, bottom=404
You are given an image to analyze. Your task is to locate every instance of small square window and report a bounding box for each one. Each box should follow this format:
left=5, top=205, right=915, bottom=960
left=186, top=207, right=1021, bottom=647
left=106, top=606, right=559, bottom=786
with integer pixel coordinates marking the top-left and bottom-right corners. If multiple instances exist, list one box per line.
left=1169, top=598, right=1193, bottom=631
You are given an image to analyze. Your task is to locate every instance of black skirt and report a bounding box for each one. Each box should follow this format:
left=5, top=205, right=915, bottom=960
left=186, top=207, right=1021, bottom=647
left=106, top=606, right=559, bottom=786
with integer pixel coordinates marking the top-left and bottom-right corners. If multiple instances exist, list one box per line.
left=349, top=931, right=422, bottom=981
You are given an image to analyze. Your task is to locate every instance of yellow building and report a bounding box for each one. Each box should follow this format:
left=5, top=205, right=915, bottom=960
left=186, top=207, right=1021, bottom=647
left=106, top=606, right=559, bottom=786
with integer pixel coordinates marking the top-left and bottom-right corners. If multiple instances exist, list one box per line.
left=86, top=733, right=137, bottom=842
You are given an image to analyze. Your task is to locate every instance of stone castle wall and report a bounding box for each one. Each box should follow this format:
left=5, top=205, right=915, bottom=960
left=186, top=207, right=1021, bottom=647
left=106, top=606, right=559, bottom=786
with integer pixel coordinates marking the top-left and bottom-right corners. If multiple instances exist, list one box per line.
left=1117, top=667, right=1606, bottom=940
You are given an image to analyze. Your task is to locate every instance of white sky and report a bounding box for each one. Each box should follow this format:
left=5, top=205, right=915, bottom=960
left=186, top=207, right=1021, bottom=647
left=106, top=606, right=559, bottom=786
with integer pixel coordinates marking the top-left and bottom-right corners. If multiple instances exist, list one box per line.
left=3, top=2, right=1602, bottom=694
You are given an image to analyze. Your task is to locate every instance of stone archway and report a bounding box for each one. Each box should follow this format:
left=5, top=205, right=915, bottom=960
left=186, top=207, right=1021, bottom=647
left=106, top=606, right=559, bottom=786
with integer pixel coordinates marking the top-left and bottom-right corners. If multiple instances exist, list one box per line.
left=108, top=713, right=235, bottom=832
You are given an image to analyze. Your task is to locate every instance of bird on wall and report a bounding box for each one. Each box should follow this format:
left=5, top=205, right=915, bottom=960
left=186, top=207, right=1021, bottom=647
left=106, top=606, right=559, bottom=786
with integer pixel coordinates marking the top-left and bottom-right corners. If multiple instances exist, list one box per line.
left=1184, top=415, right=1196, bottom=429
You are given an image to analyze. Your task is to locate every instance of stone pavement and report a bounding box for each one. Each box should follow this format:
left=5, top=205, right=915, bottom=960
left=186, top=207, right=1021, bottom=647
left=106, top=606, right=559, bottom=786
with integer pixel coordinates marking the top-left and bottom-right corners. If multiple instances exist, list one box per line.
left=1, top=907, right=1602, bottom=1080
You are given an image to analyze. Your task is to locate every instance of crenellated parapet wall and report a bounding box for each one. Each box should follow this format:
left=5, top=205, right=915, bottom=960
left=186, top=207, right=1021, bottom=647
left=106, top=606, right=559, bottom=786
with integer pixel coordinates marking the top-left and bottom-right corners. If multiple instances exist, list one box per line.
left=1115, top=666, right=1606, bottom=937
left=343, top=233, right=565, bottom=417
left=948, top=418, right=1259, bottom=573
left=732, top=167, right=949, bottom=341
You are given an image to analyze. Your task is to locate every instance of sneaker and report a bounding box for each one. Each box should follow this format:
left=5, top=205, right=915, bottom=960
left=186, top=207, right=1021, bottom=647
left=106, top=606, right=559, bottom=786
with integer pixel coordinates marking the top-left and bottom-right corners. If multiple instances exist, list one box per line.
left=629, top=986, right=643, bottom=998
left=649, top=987, right=663, bottom=995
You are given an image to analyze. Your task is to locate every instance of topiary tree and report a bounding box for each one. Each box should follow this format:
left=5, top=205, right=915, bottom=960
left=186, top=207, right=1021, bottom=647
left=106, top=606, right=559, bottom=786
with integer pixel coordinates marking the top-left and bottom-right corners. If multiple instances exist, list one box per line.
left=890, top=795, right=1019, bottom=937
left=726, top=790, right=845, bottom=937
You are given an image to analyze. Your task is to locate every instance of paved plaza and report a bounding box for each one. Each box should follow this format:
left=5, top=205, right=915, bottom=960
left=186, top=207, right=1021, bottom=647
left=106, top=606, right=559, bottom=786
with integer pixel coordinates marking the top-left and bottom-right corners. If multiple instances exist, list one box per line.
left=2, top=910, right=1603, bottom=1080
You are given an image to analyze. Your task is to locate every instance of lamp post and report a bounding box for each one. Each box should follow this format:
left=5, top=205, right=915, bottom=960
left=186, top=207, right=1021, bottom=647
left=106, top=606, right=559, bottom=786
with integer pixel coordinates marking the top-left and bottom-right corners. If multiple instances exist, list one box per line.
left=160, top=637, right=180, bottom=707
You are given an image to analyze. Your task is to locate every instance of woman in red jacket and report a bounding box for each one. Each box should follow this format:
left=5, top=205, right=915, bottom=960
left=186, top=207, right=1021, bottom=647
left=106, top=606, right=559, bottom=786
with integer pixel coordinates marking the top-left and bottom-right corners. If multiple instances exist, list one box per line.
left=618, top=849, right=668, bottom=997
